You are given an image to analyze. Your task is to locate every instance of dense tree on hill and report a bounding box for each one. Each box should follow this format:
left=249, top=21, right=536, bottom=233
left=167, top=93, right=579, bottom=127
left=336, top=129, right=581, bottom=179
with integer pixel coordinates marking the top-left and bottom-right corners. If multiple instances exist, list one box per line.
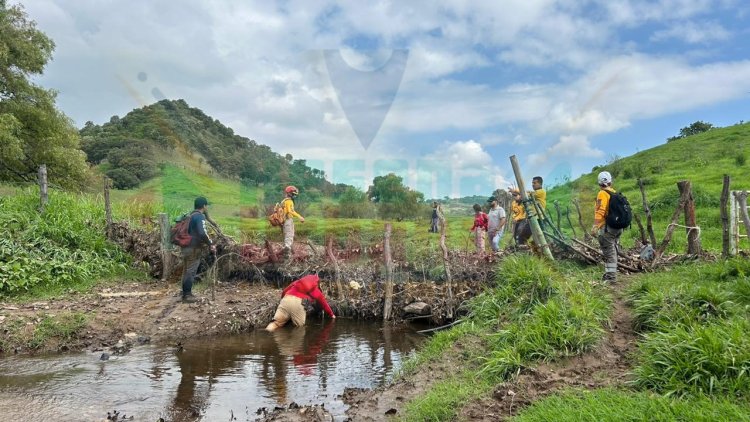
left=367, top=173, right=425, bottom=220
left=667, top=121, right=714, bottom=142
left=80, top=99, right=336, bottom=195
left=0, top=1, right=88, bottom=188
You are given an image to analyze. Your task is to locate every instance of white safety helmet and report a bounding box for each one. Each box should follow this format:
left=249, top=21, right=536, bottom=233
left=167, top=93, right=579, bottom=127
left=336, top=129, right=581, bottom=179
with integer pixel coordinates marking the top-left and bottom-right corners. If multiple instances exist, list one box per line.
left=597, top=171, right=612, bottom=186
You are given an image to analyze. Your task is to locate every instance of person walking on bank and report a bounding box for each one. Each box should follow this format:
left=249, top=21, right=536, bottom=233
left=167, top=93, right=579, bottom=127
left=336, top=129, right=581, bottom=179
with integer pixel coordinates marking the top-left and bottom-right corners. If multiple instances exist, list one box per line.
left=487, top=198, right=507, bottom=253
left=591, top=171, right=622, bottom=283
left=266, top=274, right=336, bottom=332
left=181, top=196, right=216, bottom=303
left=281, top=186, right=305, bottom=260
left=429, top=202, right=439, bottom=233
left=470, top=203, right=489, bottom=254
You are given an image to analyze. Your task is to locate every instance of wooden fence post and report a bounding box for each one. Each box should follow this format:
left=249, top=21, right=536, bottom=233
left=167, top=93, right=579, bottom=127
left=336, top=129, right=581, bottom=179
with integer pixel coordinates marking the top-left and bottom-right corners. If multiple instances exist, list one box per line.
left=572, top=199, right=590, bottom=241
left=721, top=175, right=731, bottom=257
left=638, top=178, right=657, bottom=247
left=38, top=164, right=48, bottom=213
left=565, top=205, right=577, bottom=239
left=509, top=155, right=554, bottom=260
left=437, top=204, right=454, bottom=319
left=677, top=180, right=701, bottom=255
left=327, top=236, right=345, bottom=300
left=383, top=223, right=394, bottom=321
left=104, top=177, right=113, bottom=236
left=653, top=184, right=690, bottom=264
left=159, top=213, right=173, bottom=281
left=735, top=191, right=750, bottom=249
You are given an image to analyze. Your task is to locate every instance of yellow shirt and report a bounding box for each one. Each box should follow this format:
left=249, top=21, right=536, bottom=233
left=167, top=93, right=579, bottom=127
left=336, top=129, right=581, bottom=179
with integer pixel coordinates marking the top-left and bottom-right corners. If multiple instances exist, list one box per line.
left=282, top=198, right=302, bottom=219
left=594, top=187, right=616, bottom=229
left=511, top=201, right=526, bottom=221
left=532, top=188, right=546, bottom=210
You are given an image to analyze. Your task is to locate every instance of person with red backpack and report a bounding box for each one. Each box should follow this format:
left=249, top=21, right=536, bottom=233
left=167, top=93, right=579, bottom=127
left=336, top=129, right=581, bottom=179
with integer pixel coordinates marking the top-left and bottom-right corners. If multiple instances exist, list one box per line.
left=470, top=203, right=489, bottom=254
left=180, top=197, right=216, bottom=302
left=281, top=186, right=305, bottom=260
left=591, top=171, right=631, bottom=283
left=265, top=274, right=335, bottom=332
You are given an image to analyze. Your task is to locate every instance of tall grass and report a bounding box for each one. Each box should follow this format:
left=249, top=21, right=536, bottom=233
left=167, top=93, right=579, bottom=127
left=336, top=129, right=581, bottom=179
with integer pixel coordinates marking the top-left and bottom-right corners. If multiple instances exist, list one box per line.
left=401, top=256, right=611, bottom=421
left=627, top=259, right=750, bottom=398
left=0, top=189, right=129, bottom=295
left=512, top=388, right=750, bottom=422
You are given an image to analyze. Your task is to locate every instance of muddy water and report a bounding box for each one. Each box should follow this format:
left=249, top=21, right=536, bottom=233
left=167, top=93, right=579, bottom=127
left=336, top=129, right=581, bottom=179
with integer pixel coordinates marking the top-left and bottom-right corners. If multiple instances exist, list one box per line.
left=0, top=320, right=423, bottom=421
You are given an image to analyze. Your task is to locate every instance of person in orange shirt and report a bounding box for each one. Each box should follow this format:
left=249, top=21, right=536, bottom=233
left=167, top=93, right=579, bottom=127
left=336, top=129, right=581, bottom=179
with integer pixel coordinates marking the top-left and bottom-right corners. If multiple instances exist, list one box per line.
left=281, top=185, right=305, bottom=260
left=266, top=274, right=336, bottom=332
left=590, top=171, right=622, bottom=282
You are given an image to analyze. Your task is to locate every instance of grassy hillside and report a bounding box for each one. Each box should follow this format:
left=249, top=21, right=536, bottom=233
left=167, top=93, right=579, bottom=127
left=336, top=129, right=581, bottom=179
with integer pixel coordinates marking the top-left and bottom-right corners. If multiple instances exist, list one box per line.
left=548, top=122, right=750, bottom=253
left=81, top=99, right=340, bottom=200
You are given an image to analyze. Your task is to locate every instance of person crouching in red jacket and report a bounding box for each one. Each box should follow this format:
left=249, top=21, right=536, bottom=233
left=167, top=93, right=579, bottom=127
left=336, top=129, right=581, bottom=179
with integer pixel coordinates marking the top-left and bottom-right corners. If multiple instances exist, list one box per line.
left=266, top=274, right=336, bottom=332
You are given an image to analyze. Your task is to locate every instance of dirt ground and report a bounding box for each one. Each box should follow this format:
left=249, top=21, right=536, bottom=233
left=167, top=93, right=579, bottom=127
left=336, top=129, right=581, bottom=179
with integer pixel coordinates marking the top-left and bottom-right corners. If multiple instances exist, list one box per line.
left=0, top=279, right=281, bottom=355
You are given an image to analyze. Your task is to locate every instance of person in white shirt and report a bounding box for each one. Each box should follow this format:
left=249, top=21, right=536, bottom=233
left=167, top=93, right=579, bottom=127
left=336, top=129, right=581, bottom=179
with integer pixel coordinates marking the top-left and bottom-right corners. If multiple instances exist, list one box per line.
left=487, top=198, right=507, bottom=253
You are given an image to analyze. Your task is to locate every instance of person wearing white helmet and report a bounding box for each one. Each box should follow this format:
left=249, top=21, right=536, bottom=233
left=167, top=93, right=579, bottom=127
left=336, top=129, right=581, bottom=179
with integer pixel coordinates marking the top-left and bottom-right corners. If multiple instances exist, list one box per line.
left=591, top=171, right=622, bottom=282
left=281, top=185, right=305, bottom=260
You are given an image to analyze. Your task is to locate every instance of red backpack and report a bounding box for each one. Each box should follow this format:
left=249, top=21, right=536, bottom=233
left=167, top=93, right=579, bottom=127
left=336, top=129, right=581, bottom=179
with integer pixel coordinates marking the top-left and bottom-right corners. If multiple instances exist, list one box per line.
left=170, top=211, right=199, bottom=247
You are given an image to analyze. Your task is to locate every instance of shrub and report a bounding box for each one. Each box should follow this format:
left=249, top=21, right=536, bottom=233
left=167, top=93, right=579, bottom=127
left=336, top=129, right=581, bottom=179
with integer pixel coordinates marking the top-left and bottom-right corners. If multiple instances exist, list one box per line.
left=634, top=318, right=750, bottom=397
left=0, top=189, right=129, bottom=294
left=736, top=151, right=747, bottom=166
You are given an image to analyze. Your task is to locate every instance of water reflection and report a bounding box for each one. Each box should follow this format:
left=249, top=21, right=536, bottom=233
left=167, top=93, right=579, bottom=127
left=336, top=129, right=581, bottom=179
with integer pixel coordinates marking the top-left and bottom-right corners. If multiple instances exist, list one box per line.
left=0, top=320, right=425, bottom=421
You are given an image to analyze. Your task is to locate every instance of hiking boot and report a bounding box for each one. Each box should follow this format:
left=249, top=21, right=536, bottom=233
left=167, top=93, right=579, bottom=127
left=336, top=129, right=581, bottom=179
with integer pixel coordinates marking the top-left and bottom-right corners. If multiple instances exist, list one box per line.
left=602, top=272, right=617, bottom=283
left=182, top=294, right=198, bottom=303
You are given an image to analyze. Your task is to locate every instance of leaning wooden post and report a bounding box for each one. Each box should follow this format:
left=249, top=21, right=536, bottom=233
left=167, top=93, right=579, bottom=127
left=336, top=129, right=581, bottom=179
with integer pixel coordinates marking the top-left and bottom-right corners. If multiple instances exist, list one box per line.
left=638, top=178, right=657, bottom=247
left=104, top=178, right=113, bottom=237
left=565, top=205, right=577, bottom=239
left=734, top=191, right=750, bottom=248
left=38, top=164, right=48, bottom=213
left=509, top=155, right=554, bottom=260
left=553, top=200, right=562, bottom=233
left=158, top=213, right=173, bottom=282
left=677, top=180, right=701, bottom=255
left=653, top=186, right=689, bottom=265
left=383, top=223, right=394, bottom=321
left=572, top=199, right=590, bottom=241
left=633, top=213, right=647, bottom=245
left=720, top=175, right=731, bottom=257
left=437, top=204, right=454, bottom=318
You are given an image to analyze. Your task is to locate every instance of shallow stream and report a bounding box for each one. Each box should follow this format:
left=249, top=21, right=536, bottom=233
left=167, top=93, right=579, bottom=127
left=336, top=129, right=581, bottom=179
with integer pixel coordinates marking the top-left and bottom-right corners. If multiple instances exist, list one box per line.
left=0, top=320, right=424, bottom=421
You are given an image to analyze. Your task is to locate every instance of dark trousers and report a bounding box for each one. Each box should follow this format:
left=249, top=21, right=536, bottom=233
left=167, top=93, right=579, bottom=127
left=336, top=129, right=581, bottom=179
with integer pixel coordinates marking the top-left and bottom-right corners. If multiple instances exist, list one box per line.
left=430, top=217, right=439, bottom=233
left=514, top=220, right=531, bottom=245
left=181, top=248, right=201, bottom=296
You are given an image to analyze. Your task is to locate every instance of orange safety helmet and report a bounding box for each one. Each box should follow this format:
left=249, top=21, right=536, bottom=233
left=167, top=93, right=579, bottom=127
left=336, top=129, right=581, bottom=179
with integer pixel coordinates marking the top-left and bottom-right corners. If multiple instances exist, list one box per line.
left=285, top=185, right=299, bottom=196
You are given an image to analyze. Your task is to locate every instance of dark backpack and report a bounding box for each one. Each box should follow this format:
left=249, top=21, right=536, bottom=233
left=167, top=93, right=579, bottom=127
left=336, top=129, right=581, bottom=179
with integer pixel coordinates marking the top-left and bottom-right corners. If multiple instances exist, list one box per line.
left=606, top=191, right=632, bottom=229
left=170, top=211, right=199, bottom=247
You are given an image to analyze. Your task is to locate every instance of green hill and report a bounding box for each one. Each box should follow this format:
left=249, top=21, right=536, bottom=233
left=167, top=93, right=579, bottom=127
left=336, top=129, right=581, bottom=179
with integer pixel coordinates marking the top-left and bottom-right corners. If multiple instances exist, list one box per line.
left=547, top=122, right=750, bottom=253
left=80, top=99, right=341, bottom=202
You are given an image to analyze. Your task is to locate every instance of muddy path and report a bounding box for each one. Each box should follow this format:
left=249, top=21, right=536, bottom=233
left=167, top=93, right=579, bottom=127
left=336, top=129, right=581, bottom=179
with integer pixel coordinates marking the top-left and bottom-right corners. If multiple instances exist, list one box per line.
left=339, top=277, right=639, bottom=421
left=458, top=277, right=638, bottom=420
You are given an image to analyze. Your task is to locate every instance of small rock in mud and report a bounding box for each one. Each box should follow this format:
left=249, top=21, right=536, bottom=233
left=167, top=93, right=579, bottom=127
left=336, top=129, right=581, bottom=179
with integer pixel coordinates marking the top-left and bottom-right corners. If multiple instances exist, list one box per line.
left=100, top=352, right=110, bottom=361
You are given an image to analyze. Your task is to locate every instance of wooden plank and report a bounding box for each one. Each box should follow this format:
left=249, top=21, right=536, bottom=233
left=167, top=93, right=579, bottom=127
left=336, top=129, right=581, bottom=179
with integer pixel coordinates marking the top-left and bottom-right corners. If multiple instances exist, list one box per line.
left=721, top=175, right=731, bottom=257
left=99, top=291, right=162, bottom=298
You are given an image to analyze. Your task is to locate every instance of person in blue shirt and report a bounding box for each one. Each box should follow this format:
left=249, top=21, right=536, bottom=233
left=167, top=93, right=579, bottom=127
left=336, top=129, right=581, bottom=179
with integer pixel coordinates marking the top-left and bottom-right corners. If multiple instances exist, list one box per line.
left=181, top=196, right=216, bottom=303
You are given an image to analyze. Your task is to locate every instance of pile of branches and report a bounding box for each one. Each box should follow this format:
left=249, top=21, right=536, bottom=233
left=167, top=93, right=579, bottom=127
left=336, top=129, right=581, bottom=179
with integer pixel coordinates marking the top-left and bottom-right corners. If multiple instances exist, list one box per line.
left=107, top=221, right=164, bottom=277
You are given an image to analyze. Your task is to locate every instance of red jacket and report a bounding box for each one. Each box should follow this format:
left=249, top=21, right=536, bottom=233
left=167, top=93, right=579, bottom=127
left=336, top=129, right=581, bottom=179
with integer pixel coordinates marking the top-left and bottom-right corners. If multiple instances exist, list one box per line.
left=471, top=212, right=489, bottom=231
left=282, top=274, right=334, bottom=317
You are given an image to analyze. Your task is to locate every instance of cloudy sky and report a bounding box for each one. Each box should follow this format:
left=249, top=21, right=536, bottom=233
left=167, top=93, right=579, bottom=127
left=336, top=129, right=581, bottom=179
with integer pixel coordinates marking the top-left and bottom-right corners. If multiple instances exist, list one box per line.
left=25, top=0, right=750, bottom=198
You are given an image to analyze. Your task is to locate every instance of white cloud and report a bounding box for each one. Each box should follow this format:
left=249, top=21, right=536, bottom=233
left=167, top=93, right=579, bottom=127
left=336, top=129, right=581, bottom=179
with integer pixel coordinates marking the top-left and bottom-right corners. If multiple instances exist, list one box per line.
left=651, top=21, right=731, bottom=44
left=422, top=140, right=511, bottom=197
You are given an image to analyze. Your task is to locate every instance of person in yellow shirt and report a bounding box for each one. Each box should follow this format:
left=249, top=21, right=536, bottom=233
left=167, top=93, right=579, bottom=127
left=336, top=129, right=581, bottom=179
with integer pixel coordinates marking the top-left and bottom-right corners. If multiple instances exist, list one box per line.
left=282, top=186, right=305, bottom=259
left=510, top=191, right=529, bottom=245
left=590, top=171, right=621, bottom=282
left=530, top=176, right=546, bottom=213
